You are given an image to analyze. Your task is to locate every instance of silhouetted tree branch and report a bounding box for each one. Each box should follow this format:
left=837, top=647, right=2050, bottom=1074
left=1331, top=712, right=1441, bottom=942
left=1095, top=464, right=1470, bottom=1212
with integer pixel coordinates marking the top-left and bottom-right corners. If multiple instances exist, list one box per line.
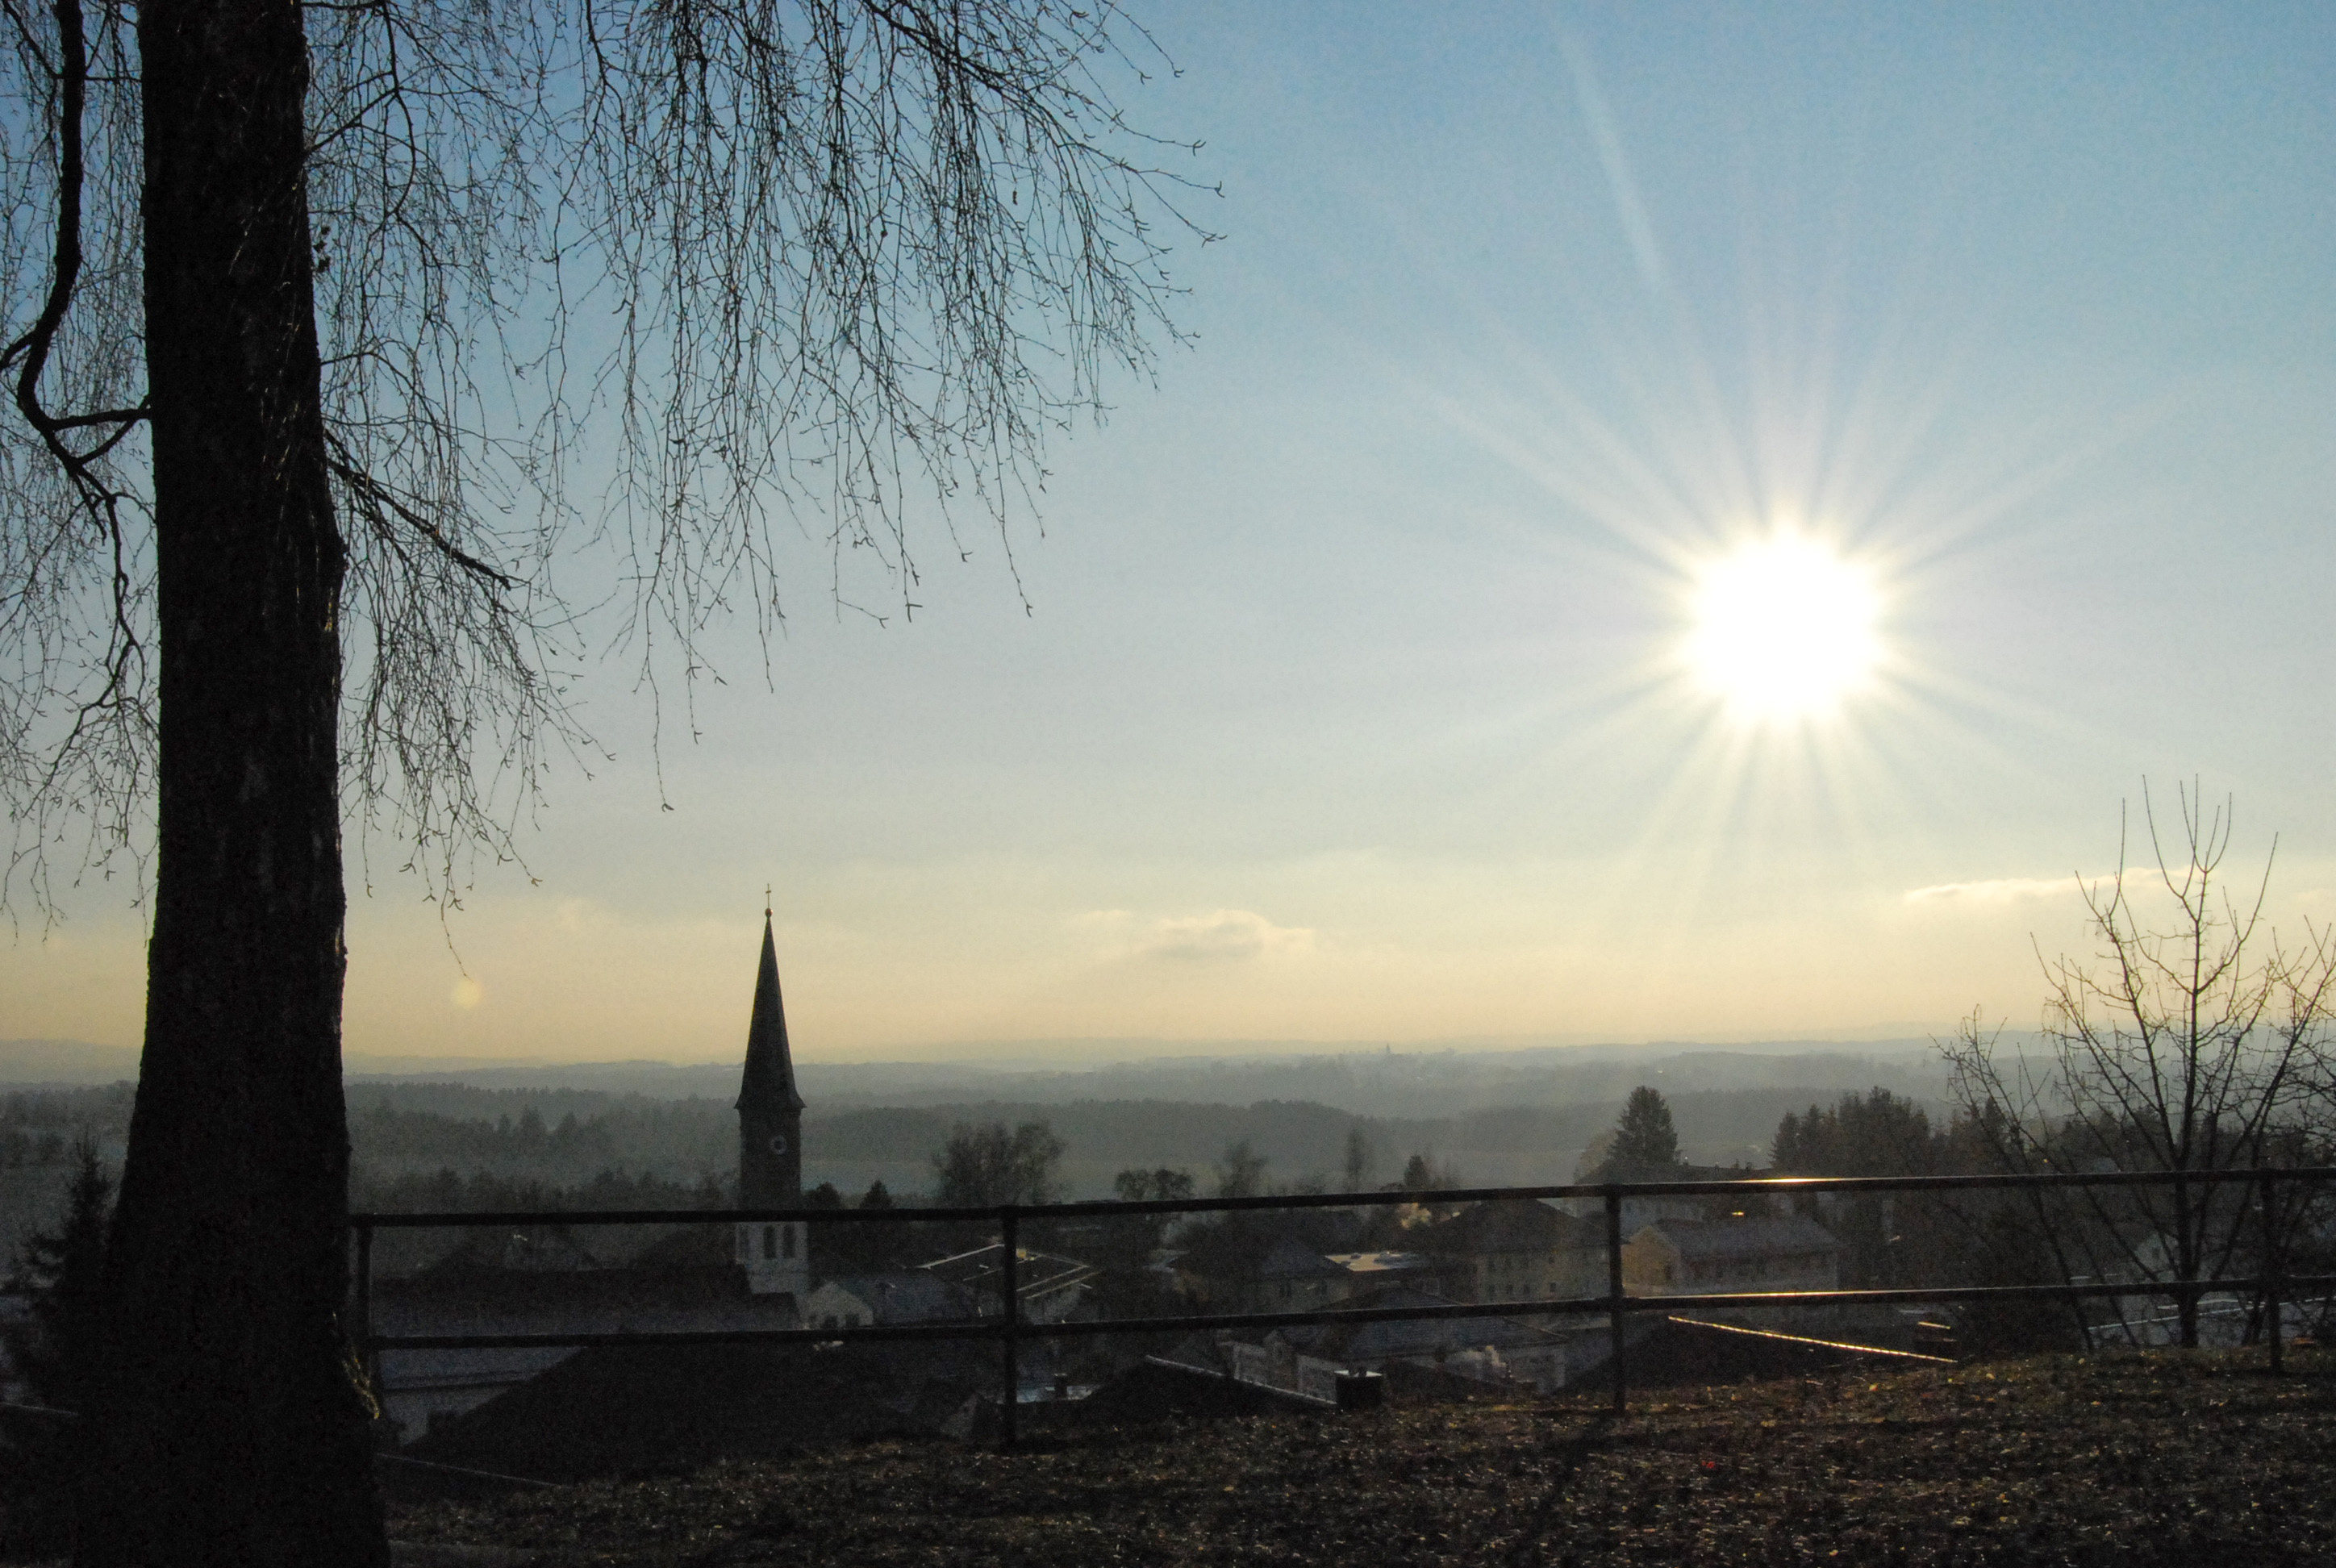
left=1939, top=785, right=2336, bottom=1350
left=0, top=2, right=1210, bottom=1559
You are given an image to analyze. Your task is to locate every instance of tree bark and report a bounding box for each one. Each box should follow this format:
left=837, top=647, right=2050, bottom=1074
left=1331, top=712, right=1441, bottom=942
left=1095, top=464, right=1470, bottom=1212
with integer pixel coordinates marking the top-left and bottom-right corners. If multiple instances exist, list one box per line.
left=81, top=0, right=387, bottom=1561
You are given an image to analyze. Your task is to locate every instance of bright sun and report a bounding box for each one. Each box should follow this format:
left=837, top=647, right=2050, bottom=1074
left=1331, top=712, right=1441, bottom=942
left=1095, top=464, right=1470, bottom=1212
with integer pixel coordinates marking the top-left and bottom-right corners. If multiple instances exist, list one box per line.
left=1686, top=536, right=1880, bottom=723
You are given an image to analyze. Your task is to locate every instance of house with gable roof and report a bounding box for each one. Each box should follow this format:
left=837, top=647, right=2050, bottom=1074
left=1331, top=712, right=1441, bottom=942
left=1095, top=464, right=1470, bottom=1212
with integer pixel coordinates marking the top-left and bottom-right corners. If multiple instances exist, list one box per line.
left=1416, top=1198, right=1605, bottom=1304
left=802, top=1271, right=976, bottom=1330
left=1622, top=1214, right=1843, bottom=1299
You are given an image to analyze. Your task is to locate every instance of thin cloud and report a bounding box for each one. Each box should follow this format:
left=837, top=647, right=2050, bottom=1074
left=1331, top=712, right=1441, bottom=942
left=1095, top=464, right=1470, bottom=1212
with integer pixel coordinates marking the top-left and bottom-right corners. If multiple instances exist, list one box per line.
left=554, top=898, right=619, bottom=933
left=1136, top=910, right=1315, bottom=965
left=1903, top=877, right=2076, bottom=906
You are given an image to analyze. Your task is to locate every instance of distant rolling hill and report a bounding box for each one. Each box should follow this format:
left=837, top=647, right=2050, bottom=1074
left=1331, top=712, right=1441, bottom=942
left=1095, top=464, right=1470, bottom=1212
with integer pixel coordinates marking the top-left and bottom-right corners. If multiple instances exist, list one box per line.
left=0, top=1037, right=139, bottom=1083
left=11, top=1034, right=1971, bottom=1203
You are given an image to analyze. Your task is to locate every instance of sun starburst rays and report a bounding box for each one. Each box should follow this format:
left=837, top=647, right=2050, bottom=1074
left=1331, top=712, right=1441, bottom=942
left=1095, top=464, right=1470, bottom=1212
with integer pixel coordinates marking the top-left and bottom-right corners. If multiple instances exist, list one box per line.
left=1427, top=306, right=2113, bottom=957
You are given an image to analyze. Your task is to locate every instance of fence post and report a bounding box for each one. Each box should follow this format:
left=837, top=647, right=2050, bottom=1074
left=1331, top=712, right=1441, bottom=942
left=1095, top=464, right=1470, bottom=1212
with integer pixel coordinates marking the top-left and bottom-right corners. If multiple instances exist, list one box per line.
left=2261, top=1172, right=2283, bottom=1375
left=1605, top=1186, right=1626, bottom=1416
left=999, top=1206, right=1020, bottom=1450
left=353, top=1220, right=378, bottom=1417
left=2175, top=1169, right=2200, bottom=1348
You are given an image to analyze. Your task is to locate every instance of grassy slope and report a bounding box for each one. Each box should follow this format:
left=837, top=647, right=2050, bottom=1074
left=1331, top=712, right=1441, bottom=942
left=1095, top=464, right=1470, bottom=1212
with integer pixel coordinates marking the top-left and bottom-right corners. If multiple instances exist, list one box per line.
left=386, top=1348, right=2336, bottom=1566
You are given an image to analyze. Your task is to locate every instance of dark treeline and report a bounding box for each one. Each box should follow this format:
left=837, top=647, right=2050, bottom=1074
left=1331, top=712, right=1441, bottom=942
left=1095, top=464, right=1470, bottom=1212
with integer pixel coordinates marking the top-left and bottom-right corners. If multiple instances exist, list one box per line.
left=0, top=1085, right=135, bottom=1160
left=1773, top=1079, right=2336, bottom=1353
left=790, top=1044, right=1951, bottom=1120
left=347, top=1093, right=733, bottom=1185
left=803, top=1090, right=1838, bottom=1190
left=340, top=1085, right=1934, bottom=1201
left=1765, top=1086, right=2114, bottom=1353
left=0, top=1084, right=134, bottom=1136
left=350, top=1166, right=727, bottom=1215
left=0, top=1078, right=1969, bottom=1197
left=0, top=1130, right=75, bottom=1170
left=350, top=1166, right=735, bottom=1278
left=1771, top=1087, right=1957, bottom=1177
left=803, top=1100, right=1375, bottom=1177
left=344, top=1081, right=693, bottom=1124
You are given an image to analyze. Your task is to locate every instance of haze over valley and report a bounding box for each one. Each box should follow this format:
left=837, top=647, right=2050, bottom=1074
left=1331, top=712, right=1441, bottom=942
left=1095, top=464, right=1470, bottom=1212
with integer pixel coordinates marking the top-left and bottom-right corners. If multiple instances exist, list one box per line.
left=0, top=1032, right=1956, bottom=1221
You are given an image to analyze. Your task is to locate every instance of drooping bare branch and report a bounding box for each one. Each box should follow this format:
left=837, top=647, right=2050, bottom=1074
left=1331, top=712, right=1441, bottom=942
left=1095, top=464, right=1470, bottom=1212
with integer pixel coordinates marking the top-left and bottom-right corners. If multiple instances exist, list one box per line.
left=0, top=0, right=149, bottom=923
left=2, top=0, right=1213, bottom=912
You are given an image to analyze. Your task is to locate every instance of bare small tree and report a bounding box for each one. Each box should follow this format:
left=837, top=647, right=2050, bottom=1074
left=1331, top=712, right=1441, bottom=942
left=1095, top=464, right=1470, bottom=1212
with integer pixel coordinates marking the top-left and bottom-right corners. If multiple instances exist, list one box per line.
left=932, top=1119, right=1066, bottom=1208
left=1214, top=1138, right=1269, bottom=1200
left=1941, top=785, right=2336, bottom=1349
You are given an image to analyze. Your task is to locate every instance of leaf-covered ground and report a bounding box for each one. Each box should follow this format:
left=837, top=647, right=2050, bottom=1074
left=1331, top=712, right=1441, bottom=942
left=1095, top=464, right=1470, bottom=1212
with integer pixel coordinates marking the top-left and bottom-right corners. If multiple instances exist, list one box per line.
left=386, top=1347, right=2336, bottom=1566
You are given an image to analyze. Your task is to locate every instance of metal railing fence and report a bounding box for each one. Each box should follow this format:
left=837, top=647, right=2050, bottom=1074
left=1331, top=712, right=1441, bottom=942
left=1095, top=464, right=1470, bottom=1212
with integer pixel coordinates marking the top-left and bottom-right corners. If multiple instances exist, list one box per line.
left=351, top=1165, right=2336, bottom=1447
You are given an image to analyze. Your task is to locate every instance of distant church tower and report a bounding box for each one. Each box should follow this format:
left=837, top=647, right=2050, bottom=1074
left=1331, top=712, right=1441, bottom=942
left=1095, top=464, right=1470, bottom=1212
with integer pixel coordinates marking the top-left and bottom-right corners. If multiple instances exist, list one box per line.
left=736, top=902, right=809, bottom=1299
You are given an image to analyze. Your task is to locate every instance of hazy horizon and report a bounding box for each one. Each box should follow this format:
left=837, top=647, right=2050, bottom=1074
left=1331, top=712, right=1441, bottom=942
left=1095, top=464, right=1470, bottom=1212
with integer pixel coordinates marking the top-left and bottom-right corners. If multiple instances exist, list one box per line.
left=2, top=1027, right=1963, bottom=1075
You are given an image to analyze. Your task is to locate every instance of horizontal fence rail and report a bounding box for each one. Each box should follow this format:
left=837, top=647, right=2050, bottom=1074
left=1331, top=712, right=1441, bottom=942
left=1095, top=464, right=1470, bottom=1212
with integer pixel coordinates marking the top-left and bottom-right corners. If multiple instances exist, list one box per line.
left=351, top=1166, right=2336, bottom=1446
left=352, top=1163, right=2336, bottom=1229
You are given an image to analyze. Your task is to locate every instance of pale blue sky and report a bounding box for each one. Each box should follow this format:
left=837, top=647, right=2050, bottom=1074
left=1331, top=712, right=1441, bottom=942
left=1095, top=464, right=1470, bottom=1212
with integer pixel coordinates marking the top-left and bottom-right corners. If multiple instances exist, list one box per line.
left=10, top=2, right=2334, bottom=1061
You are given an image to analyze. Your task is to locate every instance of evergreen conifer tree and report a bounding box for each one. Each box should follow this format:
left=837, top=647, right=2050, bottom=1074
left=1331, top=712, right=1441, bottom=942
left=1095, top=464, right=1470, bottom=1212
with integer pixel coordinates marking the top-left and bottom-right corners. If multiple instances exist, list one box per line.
left=1594, top=1087, right=1688, bottom=1182
left=0, top=1136, right=113, bottom=1556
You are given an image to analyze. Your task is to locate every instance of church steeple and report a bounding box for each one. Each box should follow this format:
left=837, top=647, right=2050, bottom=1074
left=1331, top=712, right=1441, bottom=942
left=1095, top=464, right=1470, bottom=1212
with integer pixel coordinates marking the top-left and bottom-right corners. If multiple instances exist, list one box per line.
left=736, top=898, right=809, bottom=1299
left=736, top=903, right=806, bottom=1119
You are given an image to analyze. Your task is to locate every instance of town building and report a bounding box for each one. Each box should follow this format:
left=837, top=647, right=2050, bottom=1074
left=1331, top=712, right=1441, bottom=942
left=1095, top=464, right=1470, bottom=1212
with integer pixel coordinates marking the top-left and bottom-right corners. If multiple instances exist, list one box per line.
left=1621, top=1214, right=1844, bottom=1299
left=1168, top=1211, right=1368, bottom=1310
left=1247, top=1234, right=1361, bottom=1312
left=1416, top=1198, right=1606, bottom=1303
left=803, top=1271, right=977, bottom=1330
left=1322, top=1249, right=1440, bottom=1293
left=372, top=1263, right=795, bottom=1441
left=922, top=1242, right=1099, bottom=1324
left=1175, top=1201, right=1619, bottom=1316
left=1222, top=1283, right=1570, bottom=1397
left=1556, top=1167, right=1755, bottom=1233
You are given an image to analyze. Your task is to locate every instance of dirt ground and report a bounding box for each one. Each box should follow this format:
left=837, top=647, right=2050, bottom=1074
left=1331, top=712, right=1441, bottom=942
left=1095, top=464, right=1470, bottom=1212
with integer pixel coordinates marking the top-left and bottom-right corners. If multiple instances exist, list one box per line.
left=386, top=1346, right=2336, bottom=1566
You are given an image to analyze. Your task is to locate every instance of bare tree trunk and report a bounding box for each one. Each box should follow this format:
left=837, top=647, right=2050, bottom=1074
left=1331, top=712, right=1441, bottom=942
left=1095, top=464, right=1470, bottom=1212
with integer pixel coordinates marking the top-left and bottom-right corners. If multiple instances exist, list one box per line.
left=81, top=0, right=387, bottom=1561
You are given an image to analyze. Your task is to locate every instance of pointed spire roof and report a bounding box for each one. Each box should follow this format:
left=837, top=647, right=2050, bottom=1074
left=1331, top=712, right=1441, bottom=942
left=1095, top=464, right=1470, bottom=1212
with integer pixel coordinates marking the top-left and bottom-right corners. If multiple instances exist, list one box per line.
left=737, top=904, right=805, bottom=1114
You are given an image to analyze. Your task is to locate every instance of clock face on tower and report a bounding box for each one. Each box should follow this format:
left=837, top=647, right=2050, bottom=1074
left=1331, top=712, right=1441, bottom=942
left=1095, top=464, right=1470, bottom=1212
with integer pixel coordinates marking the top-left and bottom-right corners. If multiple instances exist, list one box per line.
left=767, top=1133, right=788, bottom=1155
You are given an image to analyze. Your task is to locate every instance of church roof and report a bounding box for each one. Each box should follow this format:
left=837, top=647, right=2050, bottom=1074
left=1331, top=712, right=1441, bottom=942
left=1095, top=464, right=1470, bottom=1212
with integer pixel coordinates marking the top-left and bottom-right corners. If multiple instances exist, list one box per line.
left=736, top=911, right=805, bottom=1114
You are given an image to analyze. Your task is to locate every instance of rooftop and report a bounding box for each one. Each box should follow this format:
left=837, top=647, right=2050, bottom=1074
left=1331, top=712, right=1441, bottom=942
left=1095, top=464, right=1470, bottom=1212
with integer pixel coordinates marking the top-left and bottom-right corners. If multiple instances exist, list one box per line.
left=1634, top=1213, right=1842, bottom=1262
left=1323, top=1249, right=1431, bottom=1274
